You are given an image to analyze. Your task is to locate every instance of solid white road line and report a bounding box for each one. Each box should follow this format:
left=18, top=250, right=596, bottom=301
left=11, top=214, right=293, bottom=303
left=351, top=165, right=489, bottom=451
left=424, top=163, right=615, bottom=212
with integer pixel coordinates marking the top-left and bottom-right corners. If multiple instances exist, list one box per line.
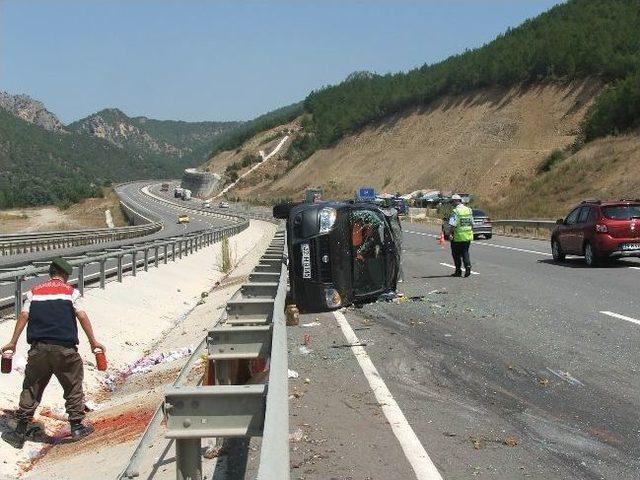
left=600, top=311, right=640, bottom=326
left=439, top=262, right=480, bottom=275
left=333, top=311, right=444, bottom=480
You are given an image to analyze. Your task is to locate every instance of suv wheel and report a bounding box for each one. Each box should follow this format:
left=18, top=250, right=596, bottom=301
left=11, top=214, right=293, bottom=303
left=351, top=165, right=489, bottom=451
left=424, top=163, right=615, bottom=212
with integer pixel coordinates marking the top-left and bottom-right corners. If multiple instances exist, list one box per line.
left=551, top=239, right=565, bottom=262
left=584, top=242, right=599, bottom=267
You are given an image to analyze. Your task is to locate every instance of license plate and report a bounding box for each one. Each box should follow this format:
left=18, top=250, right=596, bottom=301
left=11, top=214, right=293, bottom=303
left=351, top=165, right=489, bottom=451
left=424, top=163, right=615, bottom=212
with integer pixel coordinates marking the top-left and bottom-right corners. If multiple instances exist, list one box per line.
left=301, top=243, right=312, bottom=279
left=622, top=243, right=640, bottom=251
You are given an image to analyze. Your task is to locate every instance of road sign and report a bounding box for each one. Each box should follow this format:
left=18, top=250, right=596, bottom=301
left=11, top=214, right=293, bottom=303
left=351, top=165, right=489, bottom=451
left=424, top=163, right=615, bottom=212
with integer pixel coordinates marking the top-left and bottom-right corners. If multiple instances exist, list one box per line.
left=357, top=187, right=376, bottom=201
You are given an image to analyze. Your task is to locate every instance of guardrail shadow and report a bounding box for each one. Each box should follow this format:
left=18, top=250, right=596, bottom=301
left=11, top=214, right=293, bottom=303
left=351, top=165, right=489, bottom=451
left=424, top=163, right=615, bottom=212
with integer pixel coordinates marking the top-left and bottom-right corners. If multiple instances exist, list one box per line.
left=537, top=258, right=637, bottom=269
left=211, top=438, right=251, bottom=480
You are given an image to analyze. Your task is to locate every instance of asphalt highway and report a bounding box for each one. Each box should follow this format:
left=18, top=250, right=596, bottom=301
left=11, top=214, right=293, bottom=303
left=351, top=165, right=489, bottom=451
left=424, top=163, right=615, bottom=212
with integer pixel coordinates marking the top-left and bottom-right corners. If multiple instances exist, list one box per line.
left=0, top=181, right=239, bottom=310
left=288, top=222, right=640, bottom=479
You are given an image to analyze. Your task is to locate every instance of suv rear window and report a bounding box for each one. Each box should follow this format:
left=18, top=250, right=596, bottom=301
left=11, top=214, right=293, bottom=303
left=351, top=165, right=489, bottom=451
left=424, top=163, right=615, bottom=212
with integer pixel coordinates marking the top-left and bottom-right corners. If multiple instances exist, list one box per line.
left=602, top=205, right=640, bottom=220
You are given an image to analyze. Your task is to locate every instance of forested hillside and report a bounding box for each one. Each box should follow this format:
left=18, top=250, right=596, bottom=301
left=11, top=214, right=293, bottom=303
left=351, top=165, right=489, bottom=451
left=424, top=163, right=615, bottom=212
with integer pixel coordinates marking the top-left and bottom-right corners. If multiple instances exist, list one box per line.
left=69, top=109, right=241, bottom=166
left=299, top=0, right=640, bottom=158
left=0, top=110, right=179, bottom=208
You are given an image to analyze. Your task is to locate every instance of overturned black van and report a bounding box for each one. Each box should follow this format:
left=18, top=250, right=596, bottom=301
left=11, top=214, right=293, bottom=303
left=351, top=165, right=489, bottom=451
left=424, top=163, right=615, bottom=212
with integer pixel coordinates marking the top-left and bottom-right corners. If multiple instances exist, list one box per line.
left=274, top=201, right=402, bottom=312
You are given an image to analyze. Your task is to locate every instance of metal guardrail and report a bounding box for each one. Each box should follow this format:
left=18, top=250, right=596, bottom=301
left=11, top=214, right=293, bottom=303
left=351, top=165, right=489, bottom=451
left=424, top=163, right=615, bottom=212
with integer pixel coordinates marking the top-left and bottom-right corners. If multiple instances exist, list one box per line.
left=492, top=219, right=556, bottom=238
left=0, top=219, right=250, bottom=318
left=0, top=211, right=163, bottom=256
left=150, top=230, right=289, bottom=480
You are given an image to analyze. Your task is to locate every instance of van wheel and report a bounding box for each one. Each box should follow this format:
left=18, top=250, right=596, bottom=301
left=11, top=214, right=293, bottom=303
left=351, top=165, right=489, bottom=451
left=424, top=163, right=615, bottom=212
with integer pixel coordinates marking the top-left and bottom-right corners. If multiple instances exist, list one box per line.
left=551, top=239, right=565, bottom=262
left=584, top=242, right=599, bottom=267
left=485, top=234, right=492, bottom=240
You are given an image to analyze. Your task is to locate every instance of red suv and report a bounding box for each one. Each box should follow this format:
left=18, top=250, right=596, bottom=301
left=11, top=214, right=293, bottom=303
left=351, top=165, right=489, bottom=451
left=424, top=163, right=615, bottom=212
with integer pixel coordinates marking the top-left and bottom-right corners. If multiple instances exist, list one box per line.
left=551, top=200, right=640, bottom=266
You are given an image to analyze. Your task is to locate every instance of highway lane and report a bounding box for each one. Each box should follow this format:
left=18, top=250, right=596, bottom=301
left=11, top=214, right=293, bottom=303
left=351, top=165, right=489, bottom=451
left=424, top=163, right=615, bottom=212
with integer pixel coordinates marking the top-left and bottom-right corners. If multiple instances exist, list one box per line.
left=0, top=181, right=242, bottom=312
left=324, top=223, right=640, bottom=479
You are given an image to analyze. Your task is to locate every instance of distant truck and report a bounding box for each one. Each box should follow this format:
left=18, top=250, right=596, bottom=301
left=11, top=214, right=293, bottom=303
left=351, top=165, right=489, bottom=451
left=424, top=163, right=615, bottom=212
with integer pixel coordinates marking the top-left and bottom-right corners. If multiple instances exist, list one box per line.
left=181, top=189, right=192, bottom=201
left=203, top=200, right=211, bottom=208
left=174, top=186, right=184, bottom=198
left=161, top=183, right=169, bottom=192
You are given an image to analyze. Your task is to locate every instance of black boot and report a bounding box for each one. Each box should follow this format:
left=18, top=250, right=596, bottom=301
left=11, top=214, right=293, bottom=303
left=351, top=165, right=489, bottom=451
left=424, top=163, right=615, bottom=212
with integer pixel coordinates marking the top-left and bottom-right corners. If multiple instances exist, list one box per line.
left=3, top=420, right=28, bottom=449
left=464, top=267, right=472, bottom=277
left=70, top=420, right=95, bottom=441
left=451, top=270, right=462, bottom=277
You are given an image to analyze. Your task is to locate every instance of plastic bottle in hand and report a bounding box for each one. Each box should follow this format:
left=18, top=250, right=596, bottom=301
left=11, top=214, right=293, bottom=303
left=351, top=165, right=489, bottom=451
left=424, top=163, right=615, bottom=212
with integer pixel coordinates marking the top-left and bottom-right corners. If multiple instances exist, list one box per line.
left=94, top=348, right=107, bottom=371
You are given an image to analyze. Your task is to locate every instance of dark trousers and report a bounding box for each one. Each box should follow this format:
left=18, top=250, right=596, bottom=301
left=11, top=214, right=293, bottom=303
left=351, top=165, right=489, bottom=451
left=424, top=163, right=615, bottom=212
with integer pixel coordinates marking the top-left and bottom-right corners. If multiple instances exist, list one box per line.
left=17, top=343, right=85, bottom=422
left=451, top=241, right=471, bottom=272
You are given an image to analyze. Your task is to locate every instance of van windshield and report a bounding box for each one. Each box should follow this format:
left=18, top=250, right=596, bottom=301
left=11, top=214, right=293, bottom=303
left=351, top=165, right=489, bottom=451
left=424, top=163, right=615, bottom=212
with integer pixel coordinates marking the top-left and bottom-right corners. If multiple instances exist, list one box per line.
left=350, top=210, right=387, bottom=297
left=602, top=205, right=640, bottom=220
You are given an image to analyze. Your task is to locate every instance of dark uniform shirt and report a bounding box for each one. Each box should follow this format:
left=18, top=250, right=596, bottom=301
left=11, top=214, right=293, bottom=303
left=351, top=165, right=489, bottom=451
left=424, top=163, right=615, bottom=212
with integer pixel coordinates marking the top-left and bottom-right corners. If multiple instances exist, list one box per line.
left=21, top=278, right=84, bottom=346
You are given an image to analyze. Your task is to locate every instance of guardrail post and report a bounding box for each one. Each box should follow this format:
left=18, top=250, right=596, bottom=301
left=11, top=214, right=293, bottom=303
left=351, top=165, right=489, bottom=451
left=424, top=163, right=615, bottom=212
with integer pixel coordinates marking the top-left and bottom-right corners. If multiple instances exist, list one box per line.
left=172, top=242, right=176, bottom=261
left=78, top=264, right=85, bottom=296
left=155, top=246, right=160, bottom=268
left=117, top=255, right=123, bottom=282
left=100, top=260, right=106, bottom=289
left=190, top=238, right=194, bottom=255
left=14, top=276, right=23, bottom=319
left=144, top=249, right=149, bottom=272
left=178, top=241, right=183, bottom=259
left=175, top=439, right=201, bottom=480
left=132, top=252, right=138, bottom=276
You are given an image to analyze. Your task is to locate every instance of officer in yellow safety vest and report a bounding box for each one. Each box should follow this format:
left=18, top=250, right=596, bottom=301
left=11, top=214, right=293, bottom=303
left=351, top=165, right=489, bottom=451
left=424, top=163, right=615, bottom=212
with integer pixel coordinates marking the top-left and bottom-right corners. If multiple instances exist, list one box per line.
left=447, top=194, right=474, bottom=277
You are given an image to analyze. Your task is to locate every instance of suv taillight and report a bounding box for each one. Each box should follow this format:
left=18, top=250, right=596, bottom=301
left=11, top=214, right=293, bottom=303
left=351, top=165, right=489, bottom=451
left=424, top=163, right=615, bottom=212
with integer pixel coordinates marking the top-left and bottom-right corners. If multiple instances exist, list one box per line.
left=595, top=224, right=608, bottom=233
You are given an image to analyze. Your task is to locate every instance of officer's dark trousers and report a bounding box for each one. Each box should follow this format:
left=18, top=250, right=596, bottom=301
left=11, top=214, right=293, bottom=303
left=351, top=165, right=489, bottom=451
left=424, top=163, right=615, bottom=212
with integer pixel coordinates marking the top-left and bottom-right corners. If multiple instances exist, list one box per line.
left=17, top=343, right=85, bottom=422
left=451, top=241, right=471, bottom=272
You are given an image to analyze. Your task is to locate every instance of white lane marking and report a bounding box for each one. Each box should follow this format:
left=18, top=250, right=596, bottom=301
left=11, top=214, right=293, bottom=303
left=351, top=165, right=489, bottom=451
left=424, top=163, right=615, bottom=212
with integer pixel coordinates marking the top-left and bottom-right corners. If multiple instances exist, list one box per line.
left=629, top=266, right=640, bottom=271
left=439, top=262, right=480, bottom=275
left=546, top=368, right=584, bottom=386
left=405, top=230, right=552, bottom=257
left=600, top=311, right=640, bottom=326
left=333, top=311, right=443, bottom=480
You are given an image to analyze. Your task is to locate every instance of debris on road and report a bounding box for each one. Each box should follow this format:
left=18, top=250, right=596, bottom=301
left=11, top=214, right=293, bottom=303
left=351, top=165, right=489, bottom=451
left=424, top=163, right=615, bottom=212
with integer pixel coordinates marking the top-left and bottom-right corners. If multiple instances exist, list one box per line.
left=470, top=436, right=483, bottom=450
left=504, top=435, right=519, bottom=447
left=538, top=377, right=549, bottom=387
left=298, top=345, right=312, bottom=355
left=301, top=321, right=322, bottom=328
left=288, top=369, right=299, bottom=379
left=547, top=368, right=584, bottom=386
left=289, top=427, right=304, bottom=443
left=129, top=346, right=194, bottom=375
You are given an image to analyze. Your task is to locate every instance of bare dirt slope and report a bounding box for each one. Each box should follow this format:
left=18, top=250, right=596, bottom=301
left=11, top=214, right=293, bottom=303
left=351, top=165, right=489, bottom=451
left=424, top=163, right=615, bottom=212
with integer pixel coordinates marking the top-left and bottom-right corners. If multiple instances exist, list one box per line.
left=0, top=188, right=127, bottom=233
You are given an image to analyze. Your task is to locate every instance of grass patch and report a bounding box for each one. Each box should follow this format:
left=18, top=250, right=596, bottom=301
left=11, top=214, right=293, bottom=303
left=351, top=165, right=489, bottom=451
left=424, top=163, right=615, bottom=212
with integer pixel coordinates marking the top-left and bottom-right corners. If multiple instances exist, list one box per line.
left=537, top=149, right=565, bottom=173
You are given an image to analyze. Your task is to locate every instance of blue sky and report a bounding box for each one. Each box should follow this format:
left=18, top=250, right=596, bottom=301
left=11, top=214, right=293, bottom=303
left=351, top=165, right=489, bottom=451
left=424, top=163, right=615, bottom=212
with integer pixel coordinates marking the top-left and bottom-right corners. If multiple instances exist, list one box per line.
left=1, top=0, right=564, bottom=123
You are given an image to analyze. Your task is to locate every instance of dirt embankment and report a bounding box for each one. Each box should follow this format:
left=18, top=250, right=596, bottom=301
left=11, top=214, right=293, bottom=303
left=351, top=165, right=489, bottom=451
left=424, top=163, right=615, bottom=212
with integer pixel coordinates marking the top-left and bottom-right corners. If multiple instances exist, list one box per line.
left=0, top=188, right=128, bottom=233
left=214, top=80, right=640, bottom=218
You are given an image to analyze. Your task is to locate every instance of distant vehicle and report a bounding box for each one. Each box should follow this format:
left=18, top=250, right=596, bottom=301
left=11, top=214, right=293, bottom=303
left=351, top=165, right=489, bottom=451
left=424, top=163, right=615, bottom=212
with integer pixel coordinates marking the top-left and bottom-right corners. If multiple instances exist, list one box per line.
left=551, top=199, right=640, bottom=266
left=174, top=187, right=184, bottom=198
left=177, top=214, right=190, bottom=224
left=218, top=201, right=229, bottom=209
left=393, top=197, right=409, bottom=216
left=181, top=189, right=192, bottom=201
left=472, top=209, right=492, bottom=239
left=274, top=201, right=401, bottom=312
left=305, top=188, right=323, bottom=204
left=161, top=183, right=169, bottom=192
left=203, top=200, right=211, bottom=208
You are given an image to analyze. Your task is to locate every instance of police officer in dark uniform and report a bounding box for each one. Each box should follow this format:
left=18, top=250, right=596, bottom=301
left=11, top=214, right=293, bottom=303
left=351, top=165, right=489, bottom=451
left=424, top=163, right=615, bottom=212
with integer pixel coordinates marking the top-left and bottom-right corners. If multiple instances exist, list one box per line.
left=2, top=258, right=105, bottom=448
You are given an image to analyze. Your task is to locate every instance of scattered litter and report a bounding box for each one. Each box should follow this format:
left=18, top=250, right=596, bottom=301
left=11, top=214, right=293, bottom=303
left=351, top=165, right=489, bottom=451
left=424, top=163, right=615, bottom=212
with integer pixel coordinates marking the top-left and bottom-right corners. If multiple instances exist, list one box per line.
left=547, top=368, right=584, bottom=386
left=428, top=289, right=448, bottom=295
left=408, top=296, right=425, bottom=302
left=444, top=334, right=452, bottom=337
left=84, top=400, right=102, bottom=412
left=301, top=322, right=321, bottom=328
left=304, top=378, right=311, bottom=384
left=203, top=444, right=226, bottom=459
left=130, top=347, right=194, bottom=375
left=289, top=427, right=304, bottom=443
left=538, top=377, right=550, bottom=387
left=470, top=436, right=483, bottom=450
left=504, top=436, right=519, bottom=447
left=298, top=345, right=312, bottom=355
left=288, top=369, right=299, bottom=379
left=330, top=343, right=367, bottom=349
left=201, top=291, right=209, bottom=298
left=99, top=374, right=118, bottom=391
left=443, top=431, right=457, bottom=437
left=303, top=334, right=312, bottom=346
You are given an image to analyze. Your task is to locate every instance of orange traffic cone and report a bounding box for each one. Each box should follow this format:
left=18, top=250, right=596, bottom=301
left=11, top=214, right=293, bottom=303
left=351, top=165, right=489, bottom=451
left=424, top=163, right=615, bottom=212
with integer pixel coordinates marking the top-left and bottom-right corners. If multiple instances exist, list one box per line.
left=438, top=231, right=445, bottom=247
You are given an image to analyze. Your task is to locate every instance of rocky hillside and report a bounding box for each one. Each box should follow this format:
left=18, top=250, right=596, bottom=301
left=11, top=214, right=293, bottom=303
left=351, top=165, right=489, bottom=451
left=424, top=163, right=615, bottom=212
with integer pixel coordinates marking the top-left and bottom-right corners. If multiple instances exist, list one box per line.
left=0, top=92, right=65, bottom=132
left=69, top=108, right=240, bottom=165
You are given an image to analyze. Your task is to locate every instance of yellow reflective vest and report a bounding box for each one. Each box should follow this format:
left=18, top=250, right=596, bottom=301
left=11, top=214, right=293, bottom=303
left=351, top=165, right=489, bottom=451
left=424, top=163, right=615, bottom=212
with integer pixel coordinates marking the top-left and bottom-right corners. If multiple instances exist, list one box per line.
left=452, top=204, right=474, bottom=242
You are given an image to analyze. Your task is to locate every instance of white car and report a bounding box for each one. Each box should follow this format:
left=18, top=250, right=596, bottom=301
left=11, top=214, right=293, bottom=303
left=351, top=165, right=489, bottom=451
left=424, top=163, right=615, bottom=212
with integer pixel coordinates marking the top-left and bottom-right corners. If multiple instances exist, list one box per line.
left=219, top=202, right=229, bottom=209
left=203, top=201, right=211, bottom=208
